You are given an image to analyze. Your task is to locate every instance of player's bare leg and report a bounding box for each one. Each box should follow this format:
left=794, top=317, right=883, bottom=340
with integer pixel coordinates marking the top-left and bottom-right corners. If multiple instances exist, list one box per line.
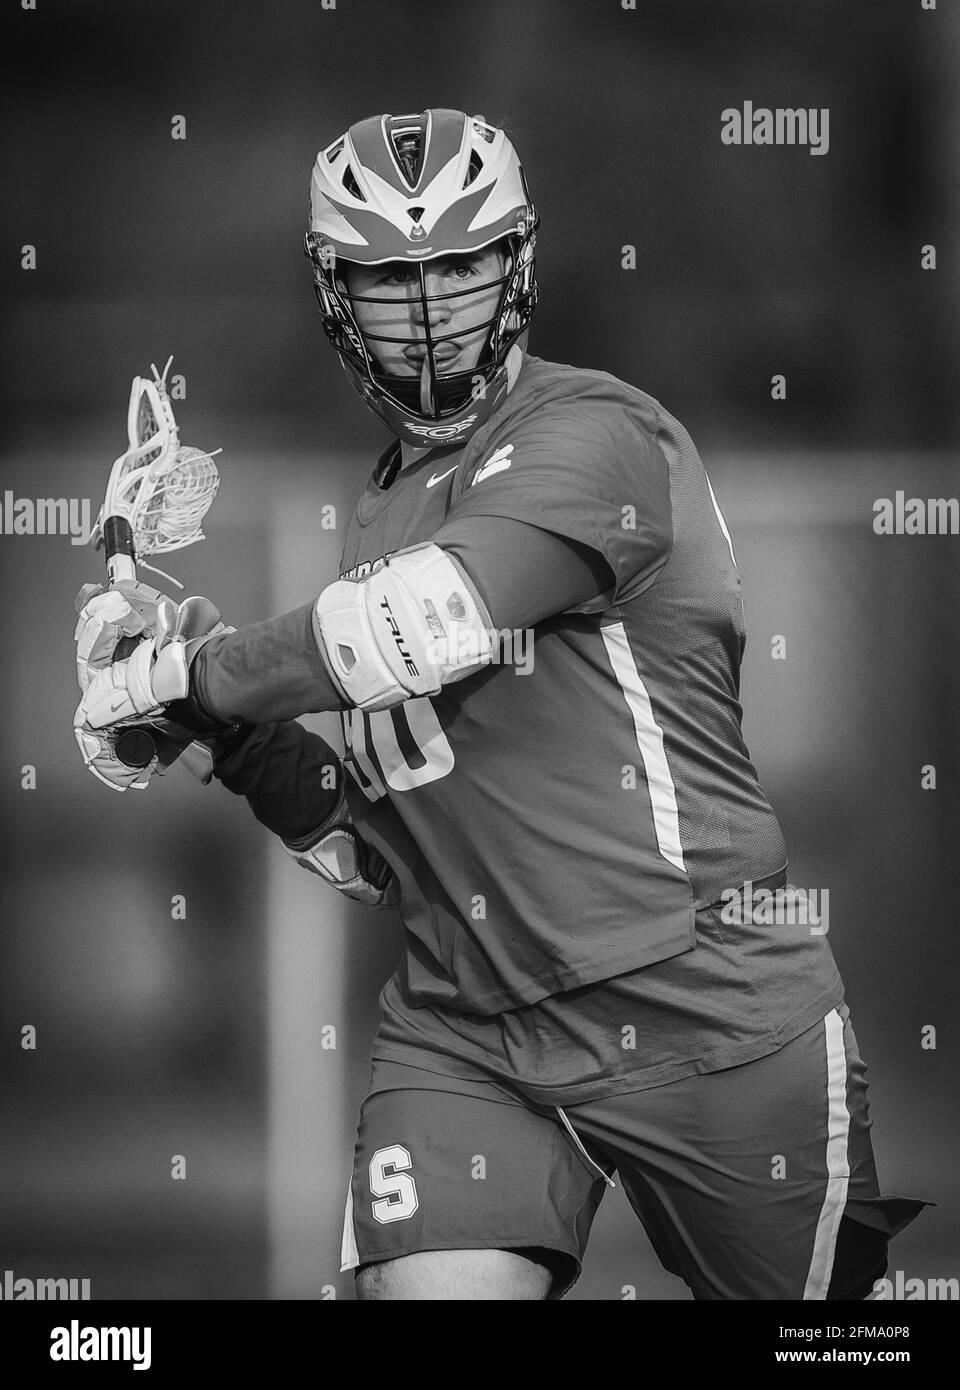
left=356, top=1249, right=552, bottom=1301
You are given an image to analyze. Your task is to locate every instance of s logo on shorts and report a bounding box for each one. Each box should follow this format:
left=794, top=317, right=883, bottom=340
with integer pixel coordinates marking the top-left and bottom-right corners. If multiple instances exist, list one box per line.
left=369, top=1143, right=420, bottom=1223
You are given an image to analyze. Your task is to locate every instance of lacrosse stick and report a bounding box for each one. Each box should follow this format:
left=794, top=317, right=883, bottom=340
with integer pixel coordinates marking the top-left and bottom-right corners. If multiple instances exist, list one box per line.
left=90, top=357, right=221, bottom=768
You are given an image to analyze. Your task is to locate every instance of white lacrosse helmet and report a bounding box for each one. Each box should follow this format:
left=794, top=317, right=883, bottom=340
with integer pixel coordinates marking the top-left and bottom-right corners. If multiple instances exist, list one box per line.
left=305, top=109, right=539, bottom=447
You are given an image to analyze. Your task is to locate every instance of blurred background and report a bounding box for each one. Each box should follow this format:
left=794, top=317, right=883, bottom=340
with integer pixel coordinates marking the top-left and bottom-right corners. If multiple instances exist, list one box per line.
left=1, top=0, right=957, bottom=1301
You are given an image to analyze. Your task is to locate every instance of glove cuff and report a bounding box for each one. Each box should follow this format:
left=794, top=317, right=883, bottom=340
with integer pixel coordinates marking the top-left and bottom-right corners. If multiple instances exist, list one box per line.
left=151, top=641, right=191, bottom=703
left=162, top=629, right=240, bottom=738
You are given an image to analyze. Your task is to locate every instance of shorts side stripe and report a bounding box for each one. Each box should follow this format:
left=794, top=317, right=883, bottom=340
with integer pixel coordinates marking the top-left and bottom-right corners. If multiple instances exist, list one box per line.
left=340, top=1182, right=360, bottom=1272
left=803, top=1008, right=851, bottom=1299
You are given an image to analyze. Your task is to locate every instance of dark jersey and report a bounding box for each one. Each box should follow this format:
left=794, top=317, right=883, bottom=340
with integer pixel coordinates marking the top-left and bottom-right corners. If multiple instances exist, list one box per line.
left=338, top=354, right=792, bottom=1016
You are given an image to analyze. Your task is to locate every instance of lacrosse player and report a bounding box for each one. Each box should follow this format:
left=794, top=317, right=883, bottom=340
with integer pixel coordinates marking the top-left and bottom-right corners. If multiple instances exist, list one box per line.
left=74, top=109, right=926, bottom=1300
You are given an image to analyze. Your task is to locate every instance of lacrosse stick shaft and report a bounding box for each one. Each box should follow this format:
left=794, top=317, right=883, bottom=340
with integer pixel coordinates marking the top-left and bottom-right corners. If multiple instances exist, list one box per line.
left=103, top=515, right=137, bottom=582
left=104, top=514, right=159, bottom=765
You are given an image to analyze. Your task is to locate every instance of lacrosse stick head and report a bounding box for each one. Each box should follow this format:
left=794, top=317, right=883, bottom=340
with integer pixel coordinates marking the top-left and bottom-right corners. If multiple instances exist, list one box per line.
left=92, top=359, right=221, bottom=568
left=132, top=444, right=220, bottom=556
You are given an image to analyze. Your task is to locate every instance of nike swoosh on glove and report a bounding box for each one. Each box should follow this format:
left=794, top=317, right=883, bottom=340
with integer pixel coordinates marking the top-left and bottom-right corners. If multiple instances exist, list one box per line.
left=76, top=604, right=192, bottom=728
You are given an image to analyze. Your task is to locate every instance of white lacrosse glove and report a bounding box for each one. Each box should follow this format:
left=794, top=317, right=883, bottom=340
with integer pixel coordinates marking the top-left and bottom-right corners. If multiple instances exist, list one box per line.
left=74, top=578, right=168, bottom=693
left=74, top=594, right=231, bottom=792
left=74, top=723, right=165, bottom=792
left=76, top=613, right=191, bottom=728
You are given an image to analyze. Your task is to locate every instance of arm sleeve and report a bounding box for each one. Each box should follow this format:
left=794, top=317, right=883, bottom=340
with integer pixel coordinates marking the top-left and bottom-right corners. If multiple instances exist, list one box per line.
left=191, top=602, right=347, bottom=725
left=445, top=396, right=673, bottom=605
left=213, top=718, right=343, bottom=841
left=433, top=515, right=615, bottom=630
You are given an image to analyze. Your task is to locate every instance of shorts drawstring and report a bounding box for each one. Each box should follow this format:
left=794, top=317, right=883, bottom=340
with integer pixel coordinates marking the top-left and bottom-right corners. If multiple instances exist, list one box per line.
left=555, top=1105, right=617, bottom=1189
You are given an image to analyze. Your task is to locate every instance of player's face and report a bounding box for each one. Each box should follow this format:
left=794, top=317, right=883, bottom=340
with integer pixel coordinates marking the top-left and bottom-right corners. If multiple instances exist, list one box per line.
left=343, top=246, right=507, bottom=378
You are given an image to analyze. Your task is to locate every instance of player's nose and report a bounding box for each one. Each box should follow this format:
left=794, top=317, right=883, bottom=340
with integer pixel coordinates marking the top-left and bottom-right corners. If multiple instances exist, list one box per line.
left=410, top=273, right=453, bottom=327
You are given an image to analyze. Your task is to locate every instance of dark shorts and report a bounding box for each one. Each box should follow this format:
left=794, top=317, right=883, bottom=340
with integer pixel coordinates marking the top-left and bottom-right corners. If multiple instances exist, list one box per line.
left=341, top=1003, right=928, bottom=1298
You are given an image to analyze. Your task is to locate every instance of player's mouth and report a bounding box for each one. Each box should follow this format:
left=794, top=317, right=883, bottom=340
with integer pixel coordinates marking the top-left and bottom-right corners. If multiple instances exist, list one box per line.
left=402, top=343, right=461, bottom=369
left=397, top=345, right=464, bottom=411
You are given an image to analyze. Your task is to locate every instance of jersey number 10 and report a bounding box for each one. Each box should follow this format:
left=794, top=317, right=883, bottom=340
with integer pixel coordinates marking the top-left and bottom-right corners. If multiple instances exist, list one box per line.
left=341, top=698, right=454, bottom=799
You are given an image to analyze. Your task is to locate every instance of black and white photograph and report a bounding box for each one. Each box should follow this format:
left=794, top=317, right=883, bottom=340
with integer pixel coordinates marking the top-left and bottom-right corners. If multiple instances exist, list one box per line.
left=2, top=0, right=957, bottom=1353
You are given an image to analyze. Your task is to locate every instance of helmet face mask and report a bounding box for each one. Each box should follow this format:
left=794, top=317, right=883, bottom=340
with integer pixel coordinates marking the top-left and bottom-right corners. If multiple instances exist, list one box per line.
left=305, top=110, right=539, bottom=446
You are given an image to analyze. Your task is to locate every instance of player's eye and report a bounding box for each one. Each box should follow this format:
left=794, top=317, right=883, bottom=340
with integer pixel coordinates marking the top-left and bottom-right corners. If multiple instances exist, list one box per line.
left=379, top=268, right=416, bottom=287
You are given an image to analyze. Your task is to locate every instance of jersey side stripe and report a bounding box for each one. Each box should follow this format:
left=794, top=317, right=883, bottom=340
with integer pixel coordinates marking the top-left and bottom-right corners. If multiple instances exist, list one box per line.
left=704, top=470, right=737, bottom=567
left=803, top=1008, right=851, bottom=1299
left=600, top=621, right=686, bottom=872
left=340, top=1182, right=360, bottom=1272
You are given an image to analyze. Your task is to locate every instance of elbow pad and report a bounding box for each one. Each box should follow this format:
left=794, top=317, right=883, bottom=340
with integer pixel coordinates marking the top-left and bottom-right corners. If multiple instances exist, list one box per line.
left=282, top=779, right=398, bottom=908
left=312, top=542, right=494, bottom=712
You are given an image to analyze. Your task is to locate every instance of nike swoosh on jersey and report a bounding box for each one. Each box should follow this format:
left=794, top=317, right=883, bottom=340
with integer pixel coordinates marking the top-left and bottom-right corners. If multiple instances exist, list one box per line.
left=471, top=444, right=514, bottom=486
left=426, top=465, right=459, bottom=488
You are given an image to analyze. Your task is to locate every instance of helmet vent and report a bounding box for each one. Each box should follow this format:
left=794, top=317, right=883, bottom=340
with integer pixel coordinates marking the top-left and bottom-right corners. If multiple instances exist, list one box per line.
left=325, top=139, right=344, bottom=163
left=407, top=206, right=425, bottom=222
left=472, top=118, right=496, bottom=144
left=391, top=129, right=425, bottom=188
left=342, top=166, right=366, bottom=202
left=463, top=150, right=484, bottom=188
